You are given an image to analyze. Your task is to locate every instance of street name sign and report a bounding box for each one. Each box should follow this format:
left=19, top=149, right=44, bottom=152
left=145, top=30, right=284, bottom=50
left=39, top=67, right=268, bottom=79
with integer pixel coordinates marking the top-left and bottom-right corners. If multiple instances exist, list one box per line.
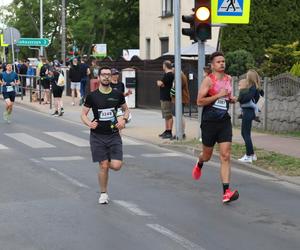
left=17, top=38, right=50, bottom=47
left=212, top=0, right=251, bottom=24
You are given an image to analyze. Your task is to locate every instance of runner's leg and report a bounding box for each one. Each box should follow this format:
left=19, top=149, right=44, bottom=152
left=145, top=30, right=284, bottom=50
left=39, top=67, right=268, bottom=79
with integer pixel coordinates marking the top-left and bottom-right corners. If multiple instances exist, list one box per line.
left=219, top=142, right=231, bottom=184
left=98, top=160, right=109, bottom=193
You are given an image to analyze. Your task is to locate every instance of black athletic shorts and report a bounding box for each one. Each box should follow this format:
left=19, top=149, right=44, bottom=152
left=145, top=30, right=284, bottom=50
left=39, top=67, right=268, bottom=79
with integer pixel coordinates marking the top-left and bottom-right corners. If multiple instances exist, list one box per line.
left=90, top=131, right=123, bottom=162
left=52, top=85, right=64, bottom=98
left=2, top=92, right=16, bottom=102
left=201, top=119, right=232, bottom=147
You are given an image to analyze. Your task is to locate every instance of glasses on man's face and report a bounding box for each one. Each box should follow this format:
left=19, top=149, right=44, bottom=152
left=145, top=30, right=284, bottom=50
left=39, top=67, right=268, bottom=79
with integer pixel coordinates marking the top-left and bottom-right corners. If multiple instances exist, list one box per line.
left=100, top=73, right=111, bottom=77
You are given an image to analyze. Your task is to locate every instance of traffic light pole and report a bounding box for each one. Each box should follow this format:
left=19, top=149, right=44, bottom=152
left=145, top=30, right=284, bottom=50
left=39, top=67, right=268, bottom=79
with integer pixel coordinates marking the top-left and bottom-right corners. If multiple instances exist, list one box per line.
left=198, top=40, right=205, bottom=139
left=174, top=0, right=183, bottom=140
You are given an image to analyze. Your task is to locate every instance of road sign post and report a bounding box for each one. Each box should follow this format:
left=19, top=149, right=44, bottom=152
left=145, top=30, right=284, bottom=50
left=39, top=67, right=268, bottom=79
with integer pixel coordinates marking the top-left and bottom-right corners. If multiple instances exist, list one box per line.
left=16, top=38, right=50, bottom=47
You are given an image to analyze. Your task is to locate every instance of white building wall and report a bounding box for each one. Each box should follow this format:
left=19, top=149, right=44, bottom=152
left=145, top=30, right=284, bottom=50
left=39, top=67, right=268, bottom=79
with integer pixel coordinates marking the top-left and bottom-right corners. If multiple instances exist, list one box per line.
left=139, top=0, right=220, bottom=59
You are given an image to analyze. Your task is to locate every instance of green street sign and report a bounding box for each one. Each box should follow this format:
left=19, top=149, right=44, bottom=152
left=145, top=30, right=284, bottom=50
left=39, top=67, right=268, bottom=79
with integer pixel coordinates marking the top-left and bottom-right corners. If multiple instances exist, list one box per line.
left=16, top=38, right=50, bottom=47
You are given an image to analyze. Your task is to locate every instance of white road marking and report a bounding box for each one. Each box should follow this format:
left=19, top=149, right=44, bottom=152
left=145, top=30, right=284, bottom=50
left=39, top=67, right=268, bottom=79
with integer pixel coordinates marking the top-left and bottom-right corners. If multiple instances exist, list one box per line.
left=122, top=137, right=144, bottom=145
left=0, top=144, right=9, bottom=149
left=123, top=154, right=135, bottom=158
left=147, top=224, right=205, bottom=250
left=45, top=132, right=89, bottom=147
left=114, top=200, right=152, bottom=216
left=83, top=131, right=144, bottom=146
left=141, top=152, right=183, bottom=158
left=42, top=156, right=85, bottom=161
left=30, top=158, right=41, bottom=163
left=50, top=168, right=90, bottom=189
left=5, top=133, right=55, bottom=148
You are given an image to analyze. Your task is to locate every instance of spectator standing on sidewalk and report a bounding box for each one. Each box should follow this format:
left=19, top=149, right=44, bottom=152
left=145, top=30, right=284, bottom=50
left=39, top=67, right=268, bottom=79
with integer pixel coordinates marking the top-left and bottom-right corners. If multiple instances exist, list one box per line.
left=110, top=68, right=132, bottom=97
left=238, top=69, right=264, bottom=163
left=26, top=62, right=35, bottom=91
left=89, top=59, right=99, bottom=92
left=80, top=56, right=90, bottom=105
left=157, top=60, right=174, bottom=139
left=69, top=58, right=81, bottom=106
left=81, top=66, right=129, bottom=204
left=18, top=59, right=28, bottom=96
left=40, top=59, right=50, bottom=104
left=192, top=51, right=239, bottom=204
left=170, top=67, right=190, bottom=139
left=50, top=61, right=65, bottom=117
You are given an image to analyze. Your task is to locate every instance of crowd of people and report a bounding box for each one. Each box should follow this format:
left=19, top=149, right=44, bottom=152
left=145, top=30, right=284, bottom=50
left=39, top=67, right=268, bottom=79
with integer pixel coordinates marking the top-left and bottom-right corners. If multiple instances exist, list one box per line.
left=0, top=51, right=264, bottom=205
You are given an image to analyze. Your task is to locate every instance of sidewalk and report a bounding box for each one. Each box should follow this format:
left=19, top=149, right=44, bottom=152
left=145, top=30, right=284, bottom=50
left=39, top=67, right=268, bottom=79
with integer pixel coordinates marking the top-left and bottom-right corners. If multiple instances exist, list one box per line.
left=10, top=94, right=300, bottom=159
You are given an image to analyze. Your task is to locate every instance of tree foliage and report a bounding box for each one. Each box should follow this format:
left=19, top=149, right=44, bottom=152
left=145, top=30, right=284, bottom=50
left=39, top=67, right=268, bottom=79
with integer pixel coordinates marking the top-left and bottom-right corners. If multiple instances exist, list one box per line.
left=2, top=0, right=139, bottom=60
left=259, top=41, right=300, bottom=76
left=225, top=49, right=255, bottom=76
left=220, top=0, right=300, bottom=65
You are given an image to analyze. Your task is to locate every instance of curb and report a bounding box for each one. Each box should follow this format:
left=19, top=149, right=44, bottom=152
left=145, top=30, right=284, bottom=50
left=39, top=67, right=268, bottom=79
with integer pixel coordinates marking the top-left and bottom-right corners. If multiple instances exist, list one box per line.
left=161, top=144, right=300, bottom=187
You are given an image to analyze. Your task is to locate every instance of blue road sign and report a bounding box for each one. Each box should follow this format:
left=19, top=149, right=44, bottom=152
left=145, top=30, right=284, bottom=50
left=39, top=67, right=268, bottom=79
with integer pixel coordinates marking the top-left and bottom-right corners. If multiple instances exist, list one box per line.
left=217, top=0, right=244, bottom=16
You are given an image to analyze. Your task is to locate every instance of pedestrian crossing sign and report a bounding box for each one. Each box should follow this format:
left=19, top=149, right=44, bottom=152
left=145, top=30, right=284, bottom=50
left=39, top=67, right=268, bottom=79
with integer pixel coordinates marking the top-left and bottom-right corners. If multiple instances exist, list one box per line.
left=212, top=0, right=251, bottom=24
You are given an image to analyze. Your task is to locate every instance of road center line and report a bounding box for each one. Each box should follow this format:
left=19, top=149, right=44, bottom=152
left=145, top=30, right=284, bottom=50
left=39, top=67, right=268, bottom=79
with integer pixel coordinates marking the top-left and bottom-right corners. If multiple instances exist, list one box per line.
left=114, top=200, right=152, bottom=216
left=147, top=224, right=205, bottom=250
left=50, top=168, right=90, bottom=189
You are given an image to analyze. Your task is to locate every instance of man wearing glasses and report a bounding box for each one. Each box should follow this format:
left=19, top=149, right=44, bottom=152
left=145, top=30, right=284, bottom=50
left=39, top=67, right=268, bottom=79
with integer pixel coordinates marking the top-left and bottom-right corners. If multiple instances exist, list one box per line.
left=81, top=66, right=129, bottom=204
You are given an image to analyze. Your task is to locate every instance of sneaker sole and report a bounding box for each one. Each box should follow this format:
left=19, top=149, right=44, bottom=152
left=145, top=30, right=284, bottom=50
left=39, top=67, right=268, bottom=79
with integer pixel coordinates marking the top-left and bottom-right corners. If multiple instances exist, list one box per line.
left=223, top=191, right=239, bottom=204
left=99, top=201, right=109, bottom=205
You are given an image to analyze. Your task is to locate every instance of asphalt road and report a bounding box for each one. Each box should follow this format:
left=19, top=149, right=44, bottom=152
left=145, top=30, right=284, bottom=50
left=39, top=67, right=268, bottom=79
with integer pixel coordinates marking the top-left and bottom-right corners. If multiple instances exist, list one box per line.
left=0, top=103, right=299, bottom=250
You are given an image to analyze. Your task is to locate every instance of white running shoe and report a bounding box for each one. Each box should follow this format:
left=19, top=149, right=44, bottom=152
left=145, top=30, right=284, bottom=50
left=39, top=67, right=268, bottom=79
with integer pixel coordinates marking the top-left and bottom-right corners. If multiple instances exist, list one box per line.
left=252, top=154, right=257, bottom=161
left=98, top=193, right=109, bottom=204
left=3, top=111, right=8, bottom=121
left=238, top=154, right=253, bottom=163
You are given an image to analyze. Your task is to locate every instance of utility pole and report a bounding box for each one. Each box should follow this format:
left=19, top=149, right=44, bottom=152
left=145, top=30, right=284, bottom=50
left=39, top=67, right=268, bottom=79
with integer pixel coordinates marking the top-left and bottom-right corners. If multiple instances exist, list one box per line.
left=40, top=0, right=43, bottom=56
left=174, top=0, right=183, bottom=140
left=61, top=0, right=66, bottom=65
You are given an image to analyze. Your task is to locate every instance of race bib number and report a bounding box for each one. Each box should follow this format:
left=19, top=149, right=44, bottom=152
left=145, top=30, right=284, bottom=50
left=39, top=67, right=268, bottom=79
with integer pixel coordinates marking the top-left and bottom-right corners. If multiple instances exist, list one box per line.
left=212, top=98, right=227, bottom=110
left=98, top=108, right=115, bottom=121
left=6, top=86, right=14, bottom=92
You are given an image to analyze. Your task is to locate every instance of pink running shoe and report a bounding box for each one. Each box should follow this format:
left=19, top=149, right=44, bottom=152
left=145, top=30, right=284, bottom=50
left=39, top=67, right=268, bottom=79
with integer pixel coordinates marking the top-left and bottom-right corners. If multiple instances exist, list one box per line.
left=222, top=189, right=239, bottom=203
left=192, top=162, right=202, bottom=180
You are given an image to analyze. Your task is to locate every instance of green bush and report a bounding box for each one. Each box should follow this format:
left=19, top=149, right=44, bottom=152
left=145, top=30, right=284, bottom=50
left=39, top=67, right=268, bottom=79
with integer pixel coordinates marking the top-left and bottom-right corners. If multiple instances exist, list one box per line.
left=290, top=62, right=300, bottom=77
left=225, top=50, right=255, bottom=76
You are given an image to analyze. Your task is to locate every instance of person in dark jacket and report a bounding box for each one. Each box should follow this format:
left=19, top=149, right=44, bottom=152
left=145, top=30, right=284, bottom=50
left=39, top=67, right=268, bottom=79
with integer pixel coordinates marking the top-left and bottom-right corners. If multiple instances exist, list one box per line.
left=69, top=58, right=81, bottom=105
left=238, top=70, right=264, bottom=163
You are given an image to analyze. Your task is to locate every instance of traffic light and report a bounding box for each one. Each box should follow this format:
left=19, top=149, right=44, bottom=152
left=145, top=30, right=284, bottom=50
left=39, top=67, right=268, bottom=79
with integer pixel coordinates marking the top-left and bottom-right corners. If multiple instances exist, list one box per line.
left=194, top=0, right=211, bottom=41
left=5, top=47, right=9, bottom=55
left=182, top=14, right=195, bottom=41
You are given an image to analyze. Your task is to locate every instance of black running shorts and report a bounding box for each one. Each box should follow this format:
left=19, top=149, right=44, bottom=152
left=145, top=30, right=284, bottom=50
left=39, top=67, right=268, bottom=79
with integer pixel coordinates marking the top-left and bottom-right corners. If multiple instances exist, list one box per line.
left=3, top=92, right=16, bottom=102
left=201, top=119, right=232, bottom=147
left=90, top=132, right=123, bottom=162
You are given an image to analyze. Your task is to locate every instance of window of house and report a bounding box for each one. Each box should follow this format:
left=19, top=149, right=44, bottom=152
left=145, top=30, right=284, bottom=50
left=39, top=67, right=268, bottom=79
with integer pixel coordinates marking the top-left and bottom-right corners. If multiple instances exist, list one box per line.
left=160, top=37, right=169, bottom=55
left=162, top=0, right=173, bottom=17
left=146, top=38, right=151, bottom=59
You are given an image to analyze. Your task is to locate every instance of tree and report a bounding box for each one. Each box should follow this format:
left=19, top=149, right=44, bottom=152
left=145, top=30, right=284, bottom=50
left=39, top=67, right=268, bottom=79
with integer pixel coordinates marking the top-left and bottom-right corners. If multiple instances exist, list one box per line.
left=260, top=41, right=300, bottom=76
left=3, top=0, right=139, bottom=60
left=225, top=50, right=255, bottom=76
left=220, top=0, right=300, bottom=65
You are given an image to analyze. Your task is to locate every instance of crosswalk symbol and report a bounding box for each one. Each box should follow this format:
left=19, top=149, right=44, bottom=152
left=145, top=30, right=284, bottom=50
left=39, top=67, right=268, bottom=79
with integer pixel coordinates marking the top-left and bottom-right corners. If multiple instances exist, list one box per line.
left=218, top=0, right=243, bottom=16
left=212, top=0, right=251, bottom=24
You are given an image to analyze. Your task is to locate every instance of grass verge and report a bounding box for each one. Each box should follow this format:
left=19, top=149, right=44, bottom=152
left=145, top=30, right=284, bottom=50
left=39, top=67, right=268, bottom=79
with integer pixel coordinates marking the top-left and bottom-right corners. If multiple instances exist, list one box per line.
left=172, top=139, right=300, bottom=176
